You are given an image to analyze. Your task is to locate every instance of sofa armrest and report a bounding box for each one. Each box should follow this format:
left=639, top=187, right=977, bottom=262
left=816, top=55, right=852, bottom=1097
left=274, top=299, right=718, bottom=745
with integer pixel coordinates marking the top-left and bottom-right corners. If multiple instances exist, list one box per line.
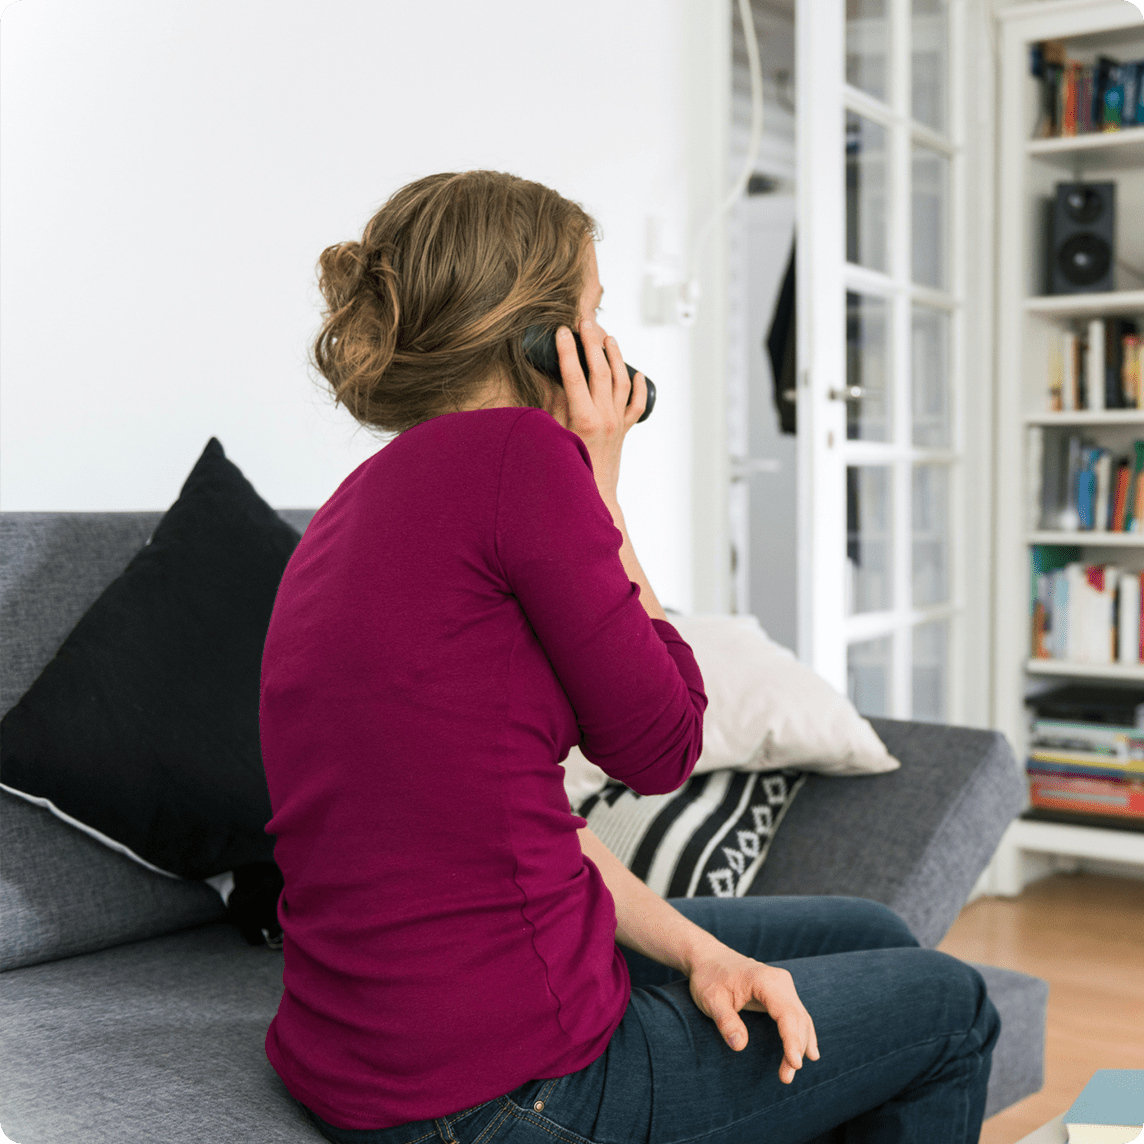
left=748, top=718, right=1023, bottom=947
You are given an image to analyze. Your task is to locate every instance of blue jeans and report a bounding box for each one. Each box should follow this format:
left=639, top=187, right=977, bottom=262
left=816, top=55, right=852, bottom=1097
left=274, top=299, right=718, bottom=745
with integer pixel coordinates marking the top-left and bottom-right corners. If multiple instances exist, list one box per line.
left=303, top=896, right=1000, bottom=1144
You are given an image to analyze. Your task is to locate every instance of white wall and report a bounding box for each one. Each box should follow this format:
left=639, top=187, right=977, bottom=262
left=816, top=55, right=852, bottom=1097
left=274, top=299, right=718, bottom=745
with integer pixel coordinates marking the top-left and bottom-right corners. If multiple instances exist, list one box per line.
left=0, top=0, right=715, bottom=612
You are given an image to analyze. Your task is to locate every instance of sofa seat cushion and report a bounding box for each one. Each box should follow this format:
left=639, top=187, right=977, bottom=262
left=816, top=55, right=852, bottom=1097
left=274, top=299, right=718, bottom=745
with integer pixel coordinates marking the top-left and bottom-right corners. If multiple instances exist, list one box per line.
left=0, top=923, right=321, bottom=1143
left=0, top=924, right=1048, bottom=1140
left=974, top=962, right=1049, bottom=1119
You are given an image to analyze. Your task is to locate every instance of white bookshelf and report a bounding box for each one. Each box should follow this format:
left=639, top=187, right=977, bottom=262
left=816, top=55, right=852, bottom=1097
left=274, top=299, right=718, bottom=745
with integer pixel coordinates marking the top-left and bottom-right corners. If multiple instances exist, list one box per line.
left=991, top=1, right=1144, bottom=896
left=1025, top=288, right=1144, bottom=317
left=1025, top=122, right=1144, bottom=167
left=1027, top=530, right=1144, bottom=544
left=1025, top=658, right=1144, bottom=680
left=1025, top=408, right=1144, bottom=424
left=1027, top=122, right=1144, bottom=168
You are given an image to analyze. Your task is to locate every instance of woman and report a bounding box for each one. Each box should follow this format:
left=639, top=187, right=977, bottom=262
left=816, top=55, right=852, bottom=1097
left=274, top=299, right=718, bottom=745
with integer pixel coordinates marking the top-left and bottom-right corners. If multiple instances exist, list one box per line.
left=259, top=170, right=999, bottom=1144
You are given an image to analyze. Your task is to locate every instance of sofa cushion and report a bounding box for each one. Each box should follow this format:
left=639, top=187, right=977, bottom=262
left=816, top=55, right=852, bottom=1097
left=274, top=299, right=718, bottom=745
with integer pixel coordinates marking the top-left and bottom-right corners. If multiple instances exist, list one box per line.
left=0, top=508, right=317, bottom=972
left=0, top=921, right=1046, bottom=1141
left=974, top=962, right=1049, bottom=1119
left=747, top=717, right=1025, bottom=948
left=0, top=439, right=300, bottom=881
left=0, top=512, right=161, bottom=722
left=0, top=922, right=321, bottom=1143
left=576, top=769, right=805, bottom=898
left=671, top=614, right=901, bottom=776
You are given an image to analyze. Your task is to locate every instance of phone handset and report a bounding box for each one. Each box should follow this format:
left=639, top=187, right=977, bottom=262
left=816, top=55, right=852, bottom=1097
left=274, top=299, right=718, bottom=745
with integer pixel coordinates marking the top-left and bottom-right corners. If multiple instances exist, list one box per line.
left=521, top=326, right=655, bottom=424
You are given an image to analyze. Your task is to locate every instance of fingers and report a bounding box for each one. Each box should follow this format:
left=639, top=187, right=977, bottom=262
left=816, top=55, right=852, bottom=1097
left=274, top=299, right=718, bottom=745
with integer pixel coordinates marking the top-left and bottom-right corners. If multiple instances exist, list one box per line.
left=709, top=1002, right=751, bottom=1052
left=714, top=991, right=815, bottom=1083
left=734, top=964, right=819, bottom=1084
left=555, top=326, right=588, bottom=403
left=766, top=980, right=819, bottom=1085
left=623, top=367, right=648, bottom=427
left=578, top=316, right=611, bottom=400
left=772, top=1007, right=808, bottom=1083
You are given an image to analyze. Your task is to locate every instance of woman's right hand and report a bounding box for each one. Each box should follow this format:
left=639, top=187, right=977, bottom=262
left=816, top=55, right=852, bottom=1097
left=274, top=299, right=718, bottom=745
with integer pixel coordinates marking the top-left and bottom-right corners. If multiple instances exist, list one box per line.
left=686, top=943, right=820, bottom=1084
left=553, top=317, right=648, bottom=509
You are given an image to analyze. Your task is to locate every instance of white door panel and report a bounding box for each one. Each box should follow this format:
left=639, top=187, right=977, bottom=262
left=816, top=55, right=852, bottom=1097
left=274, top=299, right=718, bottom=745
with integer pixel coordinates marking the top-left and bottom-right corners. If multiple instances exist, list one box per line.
left=796, top=0, right=963, bottom=720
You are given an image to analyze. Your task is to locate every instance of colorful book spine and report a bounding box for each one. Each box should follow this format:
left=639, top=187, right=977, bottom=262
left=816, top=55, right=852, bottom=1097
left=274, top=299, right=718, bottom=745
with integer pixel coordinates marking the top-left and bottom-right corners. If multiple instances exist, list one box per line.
left=1030, top=745, right=1144, bottom=770
left=1077, top=462, right=1096, bottom=530
left=1125, top=62, right=1140, bottom=127
left=1028, top=559, right=1142, bottom=664
left=1028, top=757, right=1144, bottom=781
left=1126, top=442, right=1144, bottom=531
left=1032, top=718, right=1144, bottom=755
left=1035, top=50, right=1144, bottom=136
left=1064, top=62, right=1081, bottom=135
left=1111, top=461, right=1130, bottom=532
left=1028, top=773, right=1144, bottom=819
left=1124, top=332, right=1142, bottom=410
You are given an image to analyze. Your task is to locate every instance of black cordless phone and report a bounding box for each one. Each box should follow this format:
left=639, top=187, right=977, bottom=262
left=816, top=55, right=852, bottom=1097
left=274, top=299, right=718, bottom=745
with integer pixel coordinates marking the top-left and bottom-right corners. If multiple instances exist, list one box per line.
left=522, top=327, right=655, bottom=423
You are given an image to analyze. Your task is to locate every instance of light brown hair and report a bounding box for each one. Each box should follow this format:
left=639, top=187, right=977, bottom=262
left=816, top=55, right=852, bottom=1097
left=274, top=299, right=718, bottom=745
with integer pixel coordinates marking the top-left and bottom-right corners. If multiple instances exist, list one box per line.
left=312, top=171, right=598, bottom=433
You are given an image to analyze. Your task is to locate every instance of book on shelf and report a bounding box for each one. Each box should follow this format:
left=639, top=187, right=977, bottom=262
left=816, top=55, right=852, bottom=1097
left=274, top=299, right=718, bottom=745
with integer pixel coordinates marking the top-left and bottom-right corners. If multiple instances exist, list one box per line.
left=1032, top=41, right=1144, bottom=138
left=1063, top=1069, right=1144, bottom=1144
left=1032, top=433, right=1144, bottom=533
left=1046, top=320, right=1143, bottom=414
left=1032, top=716, right=1144, bottom=755
left=1030, top=549, right=1144, bottom=665
left=1028, top=772, right=1144, bottom=821
left=1026, top=692, right=1144, bottom=830
left=1028, top=683, right=1144, bottom=726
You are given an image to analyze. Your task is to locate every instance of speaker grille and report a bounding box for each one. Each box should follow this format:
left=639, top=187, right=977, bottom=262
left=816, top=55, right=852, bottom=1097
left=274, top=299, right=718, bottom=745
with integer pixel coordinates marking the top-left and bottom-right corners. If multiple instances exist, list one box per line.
left=1057, top=234, right=1112, bottom=287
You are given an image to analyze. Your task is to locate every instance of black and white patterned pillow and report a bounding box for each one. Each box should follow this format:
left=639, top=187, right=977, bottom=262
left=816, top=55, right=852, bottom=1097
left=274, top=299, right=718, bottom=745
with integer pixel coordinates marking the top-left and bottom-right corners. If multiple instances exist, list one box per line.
left=575, top=769, right=805, bottom=898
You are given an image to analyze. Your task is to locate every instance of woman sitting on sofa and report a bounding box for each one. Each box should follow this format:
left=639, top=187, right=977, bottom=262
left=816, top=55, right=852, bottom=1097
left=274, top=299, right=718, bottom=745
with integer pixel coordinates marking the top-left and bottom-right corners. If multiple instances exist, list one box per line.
left=258, top=169, right=999, bottom=1144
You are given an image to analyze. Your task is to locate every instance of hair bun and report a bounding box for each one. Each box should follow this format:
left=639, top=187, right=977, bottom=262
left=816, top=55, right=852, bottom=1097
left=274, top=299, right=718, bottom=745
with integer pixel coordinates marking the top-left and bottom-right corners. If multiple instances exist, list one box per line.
left=311, top=171, right=596, bottom=433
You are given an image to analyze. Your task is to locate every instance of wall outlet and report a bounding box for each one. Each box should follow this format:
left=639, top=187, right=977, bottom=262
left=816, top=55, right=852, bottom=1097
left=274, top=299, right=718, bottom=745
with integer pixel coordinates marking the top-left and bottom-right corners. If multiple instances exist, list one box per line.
left=642, top=214, right=698, bottom=326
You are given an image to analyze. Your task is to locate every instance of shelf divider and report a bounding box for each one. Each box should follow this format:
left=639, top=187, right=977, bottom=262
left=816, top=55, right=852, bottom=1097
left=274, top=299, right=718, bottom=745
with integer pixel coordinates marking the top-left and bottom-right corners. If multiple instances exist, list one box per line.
left=1006, top=818, right=1144, bottom=865
left=1026, top=658, right=1144, bottom=680
left=1024, top=290, right=1144, bottom=318
left=1024, top=410, right=1144, bottom=426
left=1028, top=531, right=1144, bottom=546
left=1026, top=125, right=1144, bottom=170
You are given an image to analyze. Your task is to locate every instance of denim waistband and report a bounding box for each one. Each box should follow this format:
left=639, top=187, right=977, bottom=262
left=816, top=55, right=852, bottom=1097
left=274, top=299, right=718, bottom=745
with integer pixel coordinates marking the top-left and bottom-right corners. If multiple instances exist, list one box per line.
left=303, top=1078, right=559, bottom=1144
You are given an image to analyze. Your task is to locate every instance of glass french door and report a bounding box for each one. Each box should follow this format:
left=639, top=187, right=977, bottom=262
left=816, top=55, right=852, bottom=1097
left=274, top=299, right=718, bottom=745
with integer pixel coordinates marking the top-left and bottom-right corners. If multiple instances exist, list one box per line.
left=796, top=0, right=962, bottom=721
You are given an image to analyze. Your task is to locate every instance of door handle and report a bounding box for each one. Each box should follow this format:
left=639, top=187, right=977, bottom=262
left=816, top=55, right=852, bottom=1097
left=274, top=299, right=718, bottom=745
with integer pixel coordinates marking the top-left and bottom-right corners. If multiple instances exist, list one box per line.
left=827, top=386, right=865, bottom=401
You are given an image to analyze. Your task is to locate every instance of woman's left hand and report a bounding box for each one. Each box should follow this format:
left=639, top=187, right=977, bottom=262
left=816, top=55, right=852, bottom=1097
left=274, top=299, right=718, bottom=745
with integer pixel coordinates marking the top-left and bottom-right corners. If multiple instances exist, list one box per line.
left=686, top=945, right=820, bottom=1084
left=550, top=316, right=647, bottom=508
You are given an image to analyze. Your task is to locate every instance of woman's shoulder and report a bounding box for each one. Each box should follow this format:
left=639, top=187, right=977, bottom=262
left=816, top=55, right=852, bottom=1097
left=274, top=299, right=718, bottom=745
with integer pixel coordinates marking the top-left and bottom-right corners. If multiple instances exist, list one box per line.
left=499, top=407, right=591, bottom=469
left=402, top=406, right=590, bottom=475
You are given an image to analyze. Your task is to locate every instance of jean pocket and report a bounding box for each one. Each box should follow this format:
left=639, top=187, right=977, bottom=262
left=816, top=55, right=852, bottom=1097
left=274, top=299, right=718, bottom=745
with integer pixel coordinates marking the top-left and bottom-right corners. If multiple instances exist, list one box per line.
left=469, top=1079, right=599, bottom=1144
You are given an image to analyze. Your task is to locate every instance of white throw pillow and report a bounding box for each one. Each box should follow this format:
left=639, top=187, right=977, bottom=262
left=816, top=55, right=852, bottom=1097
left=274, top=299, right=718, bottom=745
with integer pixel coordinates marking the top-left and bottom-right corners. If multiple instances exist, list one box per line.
left=672, top=614, right=899, bottom=776
left=561, top=613, right=898, bottom=807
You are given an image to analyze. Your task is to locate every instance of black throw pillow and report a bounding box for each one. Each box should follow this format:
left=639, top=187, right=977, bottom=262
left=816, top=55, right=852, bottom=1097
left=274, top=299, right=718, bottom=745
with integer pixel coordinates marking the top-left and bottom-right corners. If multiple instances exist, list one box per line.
left=0, top=438, right=299, bottom=886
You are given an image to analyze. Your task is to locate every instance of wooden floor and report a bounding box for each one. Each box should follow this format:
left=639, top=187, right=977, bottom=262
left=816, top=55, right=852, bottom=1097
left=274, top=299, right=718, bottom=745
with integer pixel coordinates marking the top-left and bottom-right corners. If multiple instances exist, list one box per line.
left=937, top=872, right=1144, bottom=1144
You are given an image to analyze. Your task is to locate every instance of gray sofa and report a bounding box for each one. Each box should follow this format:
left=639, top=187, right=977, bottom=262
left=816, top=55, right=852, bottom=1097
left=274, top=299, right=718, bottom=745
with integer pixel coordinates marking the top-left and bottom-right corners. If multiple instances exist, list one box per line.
left=0, top=511, right=1048, bottom=1143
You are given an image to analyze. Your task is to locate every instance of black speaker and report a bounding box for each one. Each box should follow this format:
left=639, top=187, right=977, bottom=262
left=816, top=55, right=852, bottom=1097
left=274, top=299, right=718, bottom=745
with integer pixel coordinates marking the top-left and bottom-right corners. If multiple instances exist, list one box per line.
left=1049, top=182, right=1115, bottom=295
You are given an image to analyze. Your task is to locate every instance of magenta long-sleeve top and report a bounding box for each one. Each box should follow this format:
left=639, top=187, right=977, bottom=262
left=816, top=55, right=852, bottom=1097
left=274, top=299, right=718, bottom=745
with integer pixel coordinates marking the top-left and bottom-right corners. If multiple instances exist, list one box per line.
left=259, top=406, right=707, bottom=1130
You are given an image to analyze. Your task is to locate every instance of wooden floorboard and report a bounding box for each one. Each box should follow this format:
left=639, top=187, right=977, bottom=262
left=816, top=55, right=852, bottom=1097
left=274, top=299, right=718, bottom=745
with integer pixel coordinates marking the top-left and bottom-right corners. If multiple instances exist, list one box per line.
left=937, top=872, right=1144, bottom=1144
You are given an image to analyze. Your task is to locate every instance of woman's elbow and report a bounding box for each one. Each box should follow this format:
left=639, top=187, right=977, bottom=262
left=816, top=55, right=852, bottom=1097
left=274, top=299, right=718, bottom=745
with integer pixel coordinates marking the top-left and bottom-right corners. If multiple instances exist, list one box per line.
left=622, top=711, right=703, bottom=796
